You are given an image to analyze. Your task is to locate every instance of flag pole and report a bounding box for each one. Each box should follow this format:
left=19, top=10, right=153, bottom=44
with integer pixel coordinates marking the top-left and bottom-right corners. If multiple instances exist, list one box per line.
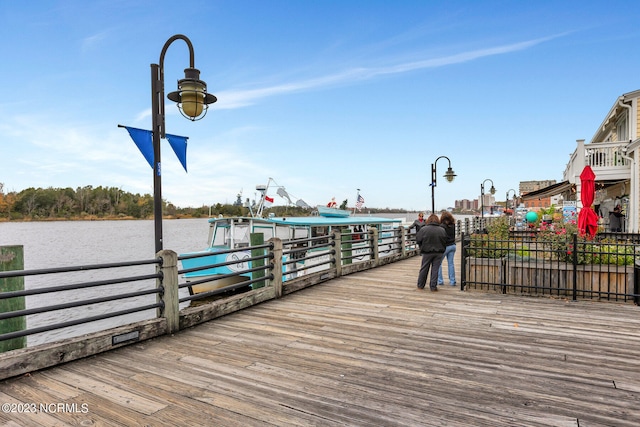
left=353, top=188, right=360, bottom=214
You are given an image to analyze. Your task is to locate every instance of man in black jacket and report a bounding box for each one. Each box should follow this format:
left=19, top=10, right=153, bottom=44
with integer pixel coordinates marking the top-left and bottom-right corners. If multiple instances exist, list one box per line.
left=416, top=214, right=447, bottom=292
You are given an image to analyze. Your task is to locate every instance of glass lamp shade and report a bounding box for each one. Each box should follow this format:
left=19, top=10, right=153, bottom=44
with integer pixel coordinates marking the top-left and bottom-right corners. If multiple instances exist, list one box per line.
left=167, top=67, right=217, bottom=120
left=179, top=81, right=205, bottom=118
left=444, top=167, right=456, bottom=182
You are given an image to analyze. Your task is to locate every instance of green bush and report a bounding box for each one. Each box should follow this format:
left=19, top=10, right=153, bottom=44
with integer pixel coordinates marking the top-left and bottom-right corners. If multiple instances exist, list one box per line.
left=469, top=217, right=637, bottom=265
left=468, top=217, right=511, bottom=258
left=576, top=241, right=636, bottom=266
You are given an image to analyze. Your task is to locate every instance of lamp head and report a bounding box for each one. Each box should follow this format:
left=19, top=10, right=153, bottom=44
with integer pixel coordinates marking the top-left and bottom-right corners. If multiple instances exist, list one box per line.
left=490, top=185, right=496, bottom=195
left=444, top=167, right=456, bottom=183
left=167, top=67, right=217, bottom=120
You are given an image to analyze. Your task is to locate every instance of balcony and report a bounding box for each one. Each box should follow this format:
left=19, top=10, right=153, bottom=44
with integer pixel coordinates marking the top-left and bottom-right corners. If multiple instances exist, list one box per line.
left=564, top=140, right=631, bottom=183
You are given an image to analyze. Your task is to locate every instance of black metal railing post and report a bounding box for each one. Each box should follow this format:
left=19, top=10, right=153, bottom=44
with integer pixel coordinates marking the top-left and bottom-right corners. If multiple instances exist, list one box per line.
left=634, top=260, right=640, bottom=306
left=460, top=232, right=467, bottom=291
left=572, top=233, right=578, bottom=301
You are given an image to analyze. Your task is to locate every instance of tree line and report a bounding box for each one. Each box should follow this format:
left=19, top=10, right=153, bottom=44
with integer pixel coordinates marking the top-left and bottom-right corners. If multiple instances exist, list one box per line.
left=0, top=184, right=247, bottom=220
left=0, top=184, right=410, bottom=221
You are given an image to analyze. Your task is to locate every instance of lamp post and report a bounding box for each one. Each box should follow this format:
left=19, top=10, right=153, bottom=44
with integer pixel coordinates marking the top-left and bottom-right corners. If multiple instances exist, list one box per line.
left=480, top=179, right=495, bottom=220
left=430, top=156, right=456, bottom=214
left=506, top=189, right=517, bottom=210
left=150, top=34, right=217, bottom=253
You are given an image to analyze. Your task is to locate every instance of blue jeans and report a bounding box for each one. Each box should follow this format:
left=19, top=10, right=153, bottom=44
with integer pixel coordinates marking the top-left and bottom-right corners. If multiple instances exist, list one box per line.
left=438, top=244, right=456, bottom=285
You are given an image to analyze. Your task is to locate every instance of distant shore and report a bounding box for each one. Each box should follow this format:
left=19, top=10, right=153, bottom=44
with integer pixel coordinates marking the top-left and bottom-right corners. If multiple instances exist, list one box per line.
left=0, top=211, right=480, bottom=224
left=0, top=214, right=198, bottom=223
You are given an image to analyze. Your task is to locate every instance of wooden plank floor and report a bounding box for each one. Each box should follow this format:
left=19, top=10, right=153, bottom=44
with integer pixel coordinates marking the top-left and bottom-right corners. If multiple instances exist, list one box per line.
left=2, top=254, right=640, bottom=426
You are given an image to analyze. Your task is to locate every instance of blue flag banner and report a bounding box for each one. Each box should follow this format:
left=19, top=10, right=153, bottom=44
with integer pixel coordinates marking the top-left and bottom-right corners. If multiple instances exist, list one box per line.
left=166, top=133, right=189, bottom=172
left=123, top=126, right=154, bottom=169
left=121, top=125, right=189, bottom=172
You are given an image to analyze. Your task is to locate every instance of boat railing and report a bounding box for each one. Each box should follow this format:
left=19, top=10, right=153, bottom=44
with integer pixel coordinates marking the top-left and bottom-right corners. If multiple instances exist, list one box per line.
left=282, top=236, right=335, bottom=277
left=0, top=225, right=419, bottom=380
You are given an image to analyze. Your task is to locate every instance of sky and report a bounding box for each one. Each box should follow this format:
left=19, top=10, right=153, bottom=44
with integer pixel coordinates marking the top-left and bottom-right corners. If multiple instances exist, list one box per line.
left=2, top=1, right=640, bottom=212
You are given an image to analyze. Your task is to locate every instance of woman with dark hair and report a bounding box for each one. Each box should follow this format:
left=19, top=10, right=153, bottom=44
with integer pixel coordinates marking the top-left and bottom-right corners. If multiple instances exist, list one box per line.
left=415, top=214, right=447, bottom=292
left=438, top=211, right=457, bottom=286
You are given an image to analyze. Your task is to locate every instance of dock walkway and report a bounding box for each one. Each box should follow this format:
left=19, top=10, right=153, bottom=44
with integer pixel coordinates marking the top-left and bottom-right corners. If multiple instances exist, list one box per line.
left=1, top=254, right=640, bottom=426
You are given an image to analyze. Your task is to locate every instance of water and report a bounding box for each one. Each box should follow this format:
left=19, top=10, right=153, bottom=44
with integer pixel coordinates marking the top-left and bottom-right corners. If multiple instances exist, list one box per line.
left=0, top=214, right=478, bottom=346
left=0, top=218, right=211, bottom=269
left=0, top=218, right=211, bottom=345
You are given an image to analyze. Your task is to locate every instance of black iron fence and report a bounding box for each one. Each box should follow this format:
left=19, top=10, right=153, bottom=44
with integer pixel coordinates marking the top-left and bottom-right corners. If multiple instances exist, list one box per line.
left=461, top=232, right=640, bottom=304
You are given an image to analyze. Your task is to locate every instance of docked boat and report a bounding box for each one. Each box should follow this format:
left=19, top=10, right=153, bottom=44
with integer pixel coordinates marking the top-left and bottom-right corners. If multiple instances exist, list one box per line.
left=315, top=205, right=351, bottom=217
left=179, top=181, right=400, bottom=295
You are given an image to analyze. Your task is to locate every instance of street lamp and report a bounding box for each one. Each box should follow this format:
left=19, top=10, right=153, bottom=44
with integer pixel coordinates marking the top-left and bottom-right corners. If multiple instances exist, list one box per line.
left=150, top=34, right=217, bottom=253
left=480, top=179, right=496, bottom=220
left=506, top=189, right=517, bottom=210
left=430, top=156, right=456, bottom=213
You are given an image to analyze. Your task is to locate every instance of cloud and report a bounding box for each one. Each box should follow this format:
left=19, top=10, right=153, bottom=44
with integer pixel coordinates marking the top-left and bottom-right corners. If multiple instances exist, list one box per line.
left=213, top=34, right=564, bottom=110
left=81, top=31, right=109, bottom=52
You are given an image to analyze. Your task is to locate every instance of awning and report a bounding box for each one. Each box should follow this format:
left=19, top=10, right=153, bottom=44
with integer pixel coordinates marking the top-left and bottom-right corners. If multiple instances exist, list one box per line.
left=521, top=181, right=573, bottom=201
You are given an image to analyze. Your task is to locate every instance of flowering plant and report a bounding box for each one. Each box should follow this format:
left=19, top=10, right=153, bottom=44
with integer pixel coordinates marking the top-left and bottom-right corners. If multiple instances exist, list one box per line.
left=537, top=219, right=578, bottom=262
left=470, top=217, right=636, bottom=265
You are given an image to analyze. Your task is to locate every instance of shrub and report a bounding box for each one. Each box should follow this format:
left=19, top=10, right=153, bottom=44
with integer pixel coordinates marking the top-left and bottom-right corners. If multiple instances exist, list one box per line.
left=468, top=217, right=511, bottom=258
left=469, top=217, right=637, bottom=265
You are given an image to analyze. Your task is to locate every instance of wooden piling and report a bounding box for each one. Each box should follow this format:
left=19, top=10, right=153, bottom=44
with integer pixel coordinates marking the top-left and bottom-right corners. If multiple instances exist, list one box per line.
left=250, top=233, right=266, bottom=288
left=0, top=245, right=26, bottom=352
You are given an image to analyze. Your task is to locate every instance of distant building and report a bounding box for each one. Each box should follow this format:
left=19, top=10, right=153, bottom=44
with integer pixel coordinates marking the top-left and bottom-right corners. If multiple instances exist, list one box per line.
left=520, top=180, right=556, bottom=194
left=520, top=180, right=558, bottom=210
left=455, top=199, right=478, bottom=211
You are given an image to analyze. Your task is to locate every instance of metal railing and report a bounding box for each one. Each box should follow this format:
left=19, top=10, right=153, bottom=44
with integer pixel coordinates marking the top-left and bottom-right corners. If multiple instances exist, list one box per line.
left=0, top=259, right=163, bottom=348
left=0, top=226, right=418, bottom=380
left=461, top=232, right=640, bottom=304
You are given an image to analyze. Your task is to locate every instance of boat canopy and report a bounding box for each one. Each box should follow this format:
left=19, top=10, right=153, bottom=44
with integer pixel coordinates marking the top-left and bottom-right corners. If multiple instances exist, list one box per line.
left=266, top=216, right=400, bottom=227
left=208, top=216, right=400, bottom=227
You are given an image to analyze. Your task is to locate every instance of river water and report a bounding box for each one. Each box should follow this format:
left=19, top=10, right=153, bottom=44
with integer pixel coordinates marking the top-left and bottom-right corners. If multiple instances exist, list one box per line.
left=0, top=218, right=211, bottom=268
left=0, top=213, right=476, bottom=346
left=0, top=218, right=211, bottom=346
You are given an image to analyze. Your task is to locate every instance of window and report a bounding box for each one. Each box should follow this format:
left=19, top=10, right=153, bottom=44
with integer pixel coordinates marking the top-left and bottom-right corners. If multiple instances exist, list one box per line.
left=616, top=115, right=628, bottom=142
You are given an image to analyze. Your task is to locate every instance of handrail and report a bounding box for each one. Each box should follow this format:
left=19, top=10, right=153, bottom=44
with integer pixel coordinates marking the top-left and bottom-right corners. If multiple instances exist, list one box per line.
left=0, top=226, right=417, bottom=380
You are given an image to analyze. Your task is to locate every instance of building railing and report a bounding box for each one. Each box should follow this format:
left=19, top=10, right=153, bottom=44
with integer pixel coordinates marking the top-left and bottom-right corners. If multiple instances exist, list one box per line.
left=564, top=140, right=631, bottom=183
left=0, top=226, right=419, bottom=380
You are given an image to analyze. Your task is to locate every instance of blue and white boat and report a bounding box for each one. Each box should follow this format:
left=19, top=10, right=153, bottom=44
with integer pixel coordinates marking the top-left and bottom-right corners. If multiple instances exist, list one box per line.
left=179, top=182, right=400, bottom=295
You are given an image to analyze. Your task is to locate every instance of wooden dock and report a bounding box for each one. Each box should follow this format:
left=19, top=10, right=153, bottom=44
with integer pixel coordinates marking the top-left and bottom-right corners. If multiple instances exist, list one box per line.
left=1, top=254, right=640, bottom=426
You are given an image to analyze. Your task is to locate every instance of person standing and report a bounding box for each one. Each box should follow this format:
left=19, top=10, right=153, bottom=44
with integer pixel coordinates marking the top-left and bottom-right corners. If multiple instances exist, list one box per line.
left=410, top=212, right=427, bottom=232
left=416, top=214, right=447, bottom=292
left=609, top=205, right=624, bottom=232
left=437, top=211, right=457, bottom=286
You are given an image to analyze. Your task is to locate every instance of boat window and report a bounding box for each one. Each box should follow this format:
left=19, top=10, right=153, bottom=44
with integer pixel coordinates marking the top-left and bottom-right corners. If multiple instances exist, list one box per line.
left=254, top=225, right=274, bottom=241
left=275, top=225, right=291, bottom=240
left=211, top=224, right=230, bottom=247
left=292, top=226, right=308, bottom=240
left=311, top=226, right=329, bottom=246
left=233, top=224, right=251, bottom=248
